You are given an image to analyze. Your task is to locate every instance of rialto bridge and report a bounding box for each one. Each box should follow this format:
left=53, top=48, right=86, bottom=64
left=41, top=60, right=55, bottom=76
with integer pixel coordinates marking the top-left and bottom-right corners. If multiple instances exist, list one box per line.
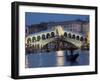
left=25, top=26, right=87, bottom=51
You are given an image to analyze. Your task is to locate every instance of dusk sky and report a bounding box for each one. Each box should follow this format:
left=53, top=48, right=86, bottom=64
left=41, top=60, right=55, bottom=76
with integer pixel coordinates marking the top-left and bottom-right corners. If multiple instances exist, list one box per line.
left=25, top=12, right=89, bottom=26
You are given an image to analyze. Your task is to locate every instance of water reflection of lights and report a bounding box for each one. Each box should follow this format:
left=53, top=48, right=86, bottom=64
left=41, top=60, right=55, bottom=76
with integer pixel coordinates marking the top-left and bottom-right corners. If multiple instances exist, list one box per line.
left=56, top=50, right=65, bottom=66
left=56, top=50, right=64, bottom=56
left=39, top=52, right=42, bottom=66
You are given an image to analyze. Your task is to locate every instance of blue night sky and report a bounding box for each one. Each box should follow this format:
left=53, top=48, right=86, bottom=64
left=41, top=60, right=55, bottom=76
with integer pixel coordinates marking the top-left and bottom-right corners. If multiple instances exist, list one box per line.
left=25, top=12, right=89, bottom=26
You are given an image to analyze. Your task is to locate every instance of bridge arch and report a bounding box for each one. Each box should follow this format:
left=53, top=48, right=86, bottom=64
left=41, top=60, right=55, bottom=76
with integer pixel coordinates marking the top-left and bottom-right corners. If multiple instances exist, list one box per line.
left=76, top=36, right=80, bottom=40
left=80, top=36, right=84, bottom=41
left=46, top=33, right=51, bottom=39
left=42, top=38, right=79, bottom=50
left=68, top=33, right=71, bottom=38
left=37, top=36, right=41, bottom=41
left=42, top=34, right=46, bottom=40
left=26, top=28, right=84, bottom=48
left=72, top=34, right=75, bottom=39
left=51, top=32, right=55, bottom=37
left=32, top=36, right=36, bottom=42
left=27, top=38, right=31, bottom=44
left=64, top=32, right=67, bottom=37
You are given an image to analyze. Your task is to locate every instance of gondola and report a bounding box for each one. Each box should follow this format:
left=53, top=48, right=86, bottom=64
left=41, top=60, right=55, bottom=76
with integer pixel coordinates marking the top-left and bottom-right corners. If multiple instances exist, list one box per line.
left=65, top=54, right=79, bottom=62
left=65, top=47, right=79, bottom=62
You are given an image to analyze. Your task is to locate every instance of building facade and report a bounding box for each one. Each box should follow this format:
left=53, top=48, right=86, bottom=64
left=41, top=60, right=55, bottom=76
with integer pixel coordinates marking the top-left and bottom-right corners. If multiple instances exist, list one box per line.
left=26, top=19, right=89, bottom=36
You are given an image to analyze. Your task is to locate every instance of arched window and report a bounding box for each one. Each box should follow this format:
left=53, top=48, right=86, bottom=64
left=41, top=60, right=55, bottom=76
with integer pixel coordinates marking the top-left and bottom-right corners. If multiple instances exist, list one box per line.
left=80, top=37, right=84, bottom=41
left=37, top=36, right=41, bottom=41
left=32, top=37, right=36, bottom=42
left=76, top=36, right=79, bottom=40
left=72, top=34, right=75, bottom=39
left=27, top=38, right=31, bottom=44
left=42, top=34, right=45, bottom=40
left=46, top=33, right=50, bottom=38
left=68, top=33, right=71, bottom=38
left=51, top=32, right=55, bottom=37
left=64, top=32, right=67, bottom=37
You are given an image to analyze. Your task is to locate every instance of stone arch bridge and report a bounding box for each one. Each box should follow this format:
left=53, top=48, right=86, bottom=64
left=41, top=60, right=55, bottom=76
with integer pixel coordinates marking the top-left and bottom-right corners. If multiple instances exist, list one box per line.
left=25, top=26, right=86, bottom=49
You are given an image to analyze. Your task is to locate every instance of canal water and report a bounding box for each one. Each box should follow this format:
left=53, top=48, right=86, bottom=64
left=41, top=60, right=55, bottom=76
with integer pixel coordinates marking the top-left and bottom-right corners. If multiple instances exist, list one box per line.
left=25, top=50, right=89, bottom=68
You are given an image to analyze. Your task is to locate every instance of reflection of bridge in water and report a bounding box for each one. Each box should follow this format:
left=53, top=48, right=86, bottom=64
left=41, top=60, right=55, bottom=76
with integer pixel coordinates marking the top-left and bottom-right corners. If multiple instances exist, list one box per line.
left=25, top=26, right=87, bottom=53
